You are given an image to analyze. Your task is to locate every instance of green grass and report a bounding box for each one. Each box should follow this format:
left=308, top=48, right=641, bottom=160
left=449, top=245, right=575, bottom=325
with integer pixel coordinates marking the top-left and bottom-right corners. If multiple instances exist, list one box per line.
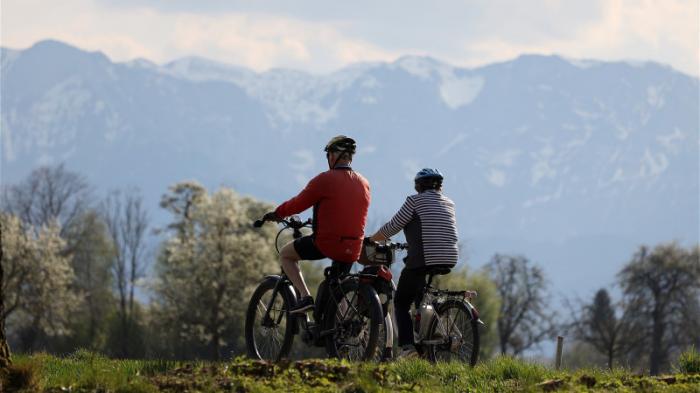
left=3, top=351, right=700, bottom=392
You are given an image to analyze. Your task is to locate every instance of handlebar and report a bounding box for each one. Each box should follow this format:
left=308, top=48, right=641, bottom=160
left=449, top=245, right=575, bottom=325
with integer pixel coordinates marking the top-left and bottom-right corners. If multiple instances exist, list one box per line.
left=253, top=216, right=408, bottom=255
left=364, top=238, right=408, bottom=251
left=253, top=216, right=312, bottom=230
left=253, top=215, right=312, bottom=253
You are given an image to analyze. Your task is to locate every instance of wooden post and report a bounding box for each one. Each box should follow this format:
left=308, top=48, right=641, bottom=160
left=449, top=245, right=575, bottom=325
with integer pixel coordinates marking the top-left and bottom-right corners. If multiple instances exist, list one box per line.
left=555, top=336, right=564, bottom=370
left=0, top=239, right=12, bottom=368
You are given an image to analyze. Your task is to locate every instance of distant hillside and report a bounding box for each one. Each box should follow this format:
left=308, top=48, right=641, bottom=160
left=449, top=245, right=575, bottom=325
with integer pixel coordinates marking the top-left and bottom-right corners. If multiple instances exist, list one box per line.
left=2, top=39, right=698, bottom=295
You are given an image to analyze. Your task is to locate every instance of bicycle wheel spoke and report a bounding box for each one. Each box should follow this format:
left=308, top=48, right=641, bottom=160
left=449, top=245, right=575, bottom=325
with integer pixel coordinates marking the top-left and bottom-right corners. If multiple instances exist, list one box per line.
left=358, top=328, right=369, bottom=351
left=325, top=280, right=382, bottom=361
left=339, top=291, right=359, bottom=321
left=256, top=299, right=268, bottom=314
left=270, top=330, right=281, bottom=351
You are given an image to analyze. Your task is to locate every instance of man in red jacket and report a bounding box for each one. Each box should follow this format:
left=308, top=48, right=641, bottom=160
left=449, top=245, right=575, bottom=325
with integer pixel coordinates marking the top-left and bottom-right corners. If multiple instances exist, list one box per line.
left=263, top=135, right=371, bottom=313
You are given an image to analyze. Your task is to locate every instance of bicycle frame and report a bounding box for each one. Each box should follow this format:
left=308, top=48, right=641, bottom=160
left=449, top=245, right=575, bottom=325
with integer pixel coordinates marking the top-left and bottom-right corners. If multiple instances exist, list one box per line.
left=259, top=270, right=367, bottom=343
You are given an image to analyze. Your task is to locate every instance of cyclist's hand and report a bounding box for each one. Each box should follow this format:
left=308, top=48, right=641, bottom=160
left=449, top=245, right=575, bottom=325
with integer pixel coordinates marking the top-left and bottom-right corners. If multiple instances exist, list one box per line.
left=263, top=211, right=281, bottom=222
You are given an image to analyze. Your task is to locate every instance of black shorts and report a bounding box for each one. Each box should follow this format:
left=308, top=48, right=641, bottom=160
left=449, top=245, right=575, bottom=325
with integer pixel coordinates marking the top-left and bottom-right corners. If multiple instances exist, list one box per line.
left=293, top=235, right=326, bottom=260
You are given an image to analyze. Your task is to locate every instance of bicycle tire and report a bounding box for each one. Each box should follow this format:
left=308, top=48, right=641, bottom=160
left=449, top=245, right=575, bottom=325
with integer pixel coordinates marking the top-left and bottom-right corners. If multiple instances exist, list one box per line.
left=425, top=299, right=479, bottom=365
left=323, top=279, right=383, bottom=361
left=245, top=277, right=295, bottom=361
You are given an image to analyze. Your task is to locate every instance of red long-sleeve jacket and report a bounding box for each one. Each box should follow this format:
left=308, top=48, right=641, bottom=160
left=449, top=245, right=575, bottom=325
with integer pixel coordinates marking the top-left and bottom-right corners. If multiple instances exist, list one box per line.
left=275, top=167, right=370, bottom=263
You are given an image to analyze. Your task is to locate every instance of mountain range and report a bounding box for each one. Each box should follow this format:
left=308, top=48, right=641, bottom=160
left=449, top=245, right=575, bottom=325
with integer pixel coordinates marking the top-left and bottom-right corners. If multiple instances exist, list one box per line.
left=1, top=39, right=698, bottom=297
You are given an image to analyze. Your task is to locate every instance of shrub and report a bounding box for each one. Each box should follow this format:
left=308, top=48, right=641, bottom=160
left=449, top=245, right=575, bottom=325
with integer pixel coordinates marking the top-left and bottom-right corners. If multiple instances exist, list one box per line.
left=676, top=347, right=700, bottom=374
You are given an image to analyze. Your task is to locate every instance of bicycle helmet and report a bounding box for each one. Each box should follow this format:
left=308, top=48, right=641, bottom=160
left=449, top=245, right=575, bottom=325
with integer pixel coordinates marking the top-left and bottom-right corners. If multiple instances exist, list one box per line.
left=414, top=168, right=444, bottom=181
left=324, top=135, right=356, bottom=154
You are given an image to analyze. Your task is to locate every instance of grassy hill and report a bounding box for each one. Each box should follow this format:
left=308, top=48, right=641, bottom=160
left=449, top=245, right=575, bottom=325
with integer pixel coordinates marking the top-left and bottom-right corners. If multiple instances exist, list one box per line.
left=2, top=350, right=699, bottom=392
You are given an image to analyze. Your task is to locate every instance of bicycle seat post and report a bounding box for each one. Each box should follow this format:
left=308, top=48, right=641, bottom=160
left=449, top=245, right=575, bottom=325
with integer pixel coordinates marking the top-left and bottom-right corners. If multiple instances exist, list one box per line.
left=427, top=273, right=436, bottom=287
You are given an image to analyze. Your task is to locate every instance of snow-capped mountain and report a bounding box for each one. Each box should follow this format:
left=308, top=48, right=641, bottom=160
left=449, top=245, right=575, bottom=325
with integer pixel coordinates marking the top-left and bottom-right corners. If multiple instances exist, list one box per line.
left=2, top=40, right=698, bottom=295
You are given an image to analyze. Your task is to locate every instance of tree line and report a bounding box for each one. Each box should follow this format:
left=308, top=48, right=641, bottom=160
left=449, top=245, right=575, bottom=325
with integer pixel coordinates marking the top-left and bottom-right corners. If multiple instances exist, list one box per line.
left=0, top=164, right=698, bottom=374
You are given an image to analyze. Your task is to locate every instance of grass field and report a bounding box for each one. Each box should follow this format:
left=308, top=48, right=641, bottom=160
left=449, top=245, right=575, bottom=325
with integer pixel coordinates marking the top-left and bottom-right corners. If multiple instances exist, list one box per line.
left=2, top=349, right=699, bottom=392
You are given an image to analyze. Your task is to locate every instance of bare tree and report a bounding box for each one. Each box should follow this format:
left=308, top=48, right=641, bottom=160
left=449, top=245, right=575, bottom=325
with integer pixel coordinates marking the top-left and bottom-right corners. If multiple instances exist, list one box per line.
left=569, top=288, right=643, bottom=369
left=102, top=189, right=149, bottom=357
left=1, top=164, right=91, bottom=237
left=618, top=243, right=700, bottom=374
left=486, top=254, right=556, bottom=355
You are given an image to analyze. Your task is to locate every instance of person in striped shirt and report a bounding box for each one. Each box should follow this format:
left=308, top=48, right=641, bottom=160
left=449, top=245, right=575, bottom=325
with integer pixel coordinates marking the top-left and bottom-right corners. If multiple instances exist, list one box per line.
left=369, top=168, right=459, bottom=358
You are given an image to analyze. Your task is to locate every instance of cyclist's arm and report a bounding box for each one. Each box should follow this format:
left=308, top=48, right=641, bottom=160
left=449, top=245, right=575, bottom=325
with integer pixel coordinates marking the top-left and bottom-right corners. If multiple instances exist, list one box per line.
left=275, top=175, right=324, bottom=217
left=370, top=197, right=415, bottom=241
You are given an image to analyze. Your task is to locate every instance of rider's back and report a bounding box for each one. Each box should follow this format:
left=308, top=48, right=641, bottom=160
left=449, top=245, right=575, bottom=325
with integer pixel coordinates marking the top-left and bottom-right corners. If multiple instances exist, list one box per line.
left=379, top=189, right=458, bottom=269
left=276, top=167, right=370, bottom=262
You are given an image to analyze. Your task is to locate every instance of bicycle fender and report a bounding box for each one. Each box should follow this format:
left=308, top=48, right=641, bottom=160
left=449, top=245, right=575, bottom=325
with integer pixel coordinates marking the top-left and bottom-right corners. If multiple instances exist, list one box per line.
left=359, top=282, right=383, bottom=308
left=463, top=300, right=485, bottom=325
left=262, top=274, right=298, bottom=295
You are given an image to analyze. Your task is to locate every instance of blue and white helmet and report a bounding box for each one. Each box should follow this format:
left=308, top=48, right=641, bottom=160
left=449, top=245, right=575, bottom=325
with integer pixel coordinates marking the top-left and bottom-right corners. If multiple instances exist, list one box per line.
left=414, top=168, right=444, bottom=181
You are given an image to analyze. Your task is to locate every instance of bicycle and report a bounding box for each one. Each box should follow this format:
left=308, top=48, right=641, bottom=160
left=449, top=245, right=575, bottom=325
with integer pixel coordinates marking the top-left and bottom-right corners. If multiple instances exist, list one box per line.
left=354, top=240, right=406, bottom=361
left=360, top=240, right=483, bottom=365
left=245, top=216, right=385, bottom=362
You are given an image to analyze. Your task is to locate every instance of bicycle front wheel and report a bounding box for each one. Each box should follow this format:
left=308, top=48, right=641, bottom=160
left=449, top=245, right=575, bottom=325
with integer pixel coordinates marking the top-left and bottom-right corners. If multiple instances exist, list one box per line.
left=245, top=277, right=294, bottom=361
left=425, top=300, right=479, bottom=365
left=323, top=279, right=383, bottom=361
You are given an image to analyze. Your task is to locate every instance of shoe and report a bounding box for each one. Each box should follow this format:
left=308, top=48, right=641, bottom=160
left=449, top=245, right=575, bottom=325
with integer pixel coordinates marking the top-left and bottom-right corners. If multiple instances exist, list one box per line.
left=397, top=345, right=419, bottom=359
left=381, top=347, right=394, bottom=362
left=290, top=296, right=315, bottom=314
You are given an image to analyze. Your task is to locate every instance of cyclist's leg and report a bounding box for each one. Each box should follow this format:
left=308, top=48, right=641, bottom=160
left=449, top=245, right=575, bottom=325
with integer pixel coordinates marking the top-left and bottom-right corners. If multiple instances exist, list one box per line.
left=282, top=236, right=326, bottom=301
left=394, top=267, right=427, bottom=347
left=280, top=241, right=311, bottom=297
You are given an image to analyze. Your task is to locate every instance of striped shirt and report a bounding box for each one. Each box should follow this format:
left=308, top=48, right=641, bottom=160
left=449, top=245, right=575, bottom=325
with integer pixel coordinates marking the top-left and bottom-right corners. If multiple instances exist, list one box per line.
left=378, top=190, right=459, bottom=269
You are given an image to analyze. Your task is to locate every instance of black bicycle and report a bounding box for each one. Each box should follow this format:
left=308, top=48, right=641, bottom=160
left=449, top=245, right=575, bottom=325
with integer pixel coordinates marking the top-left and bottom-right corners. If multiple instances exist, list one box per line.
left=245, top=216, right=384, bottom=361
left=361, top=240, right=482, bottom=365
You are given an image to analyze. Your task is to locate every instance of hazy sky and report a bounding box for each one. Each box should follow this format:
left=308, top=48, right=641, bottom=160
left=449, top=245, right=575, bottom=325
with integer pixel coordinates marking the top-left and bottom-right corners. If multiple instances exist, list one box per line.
left=2, top=0, right=698, bottom=75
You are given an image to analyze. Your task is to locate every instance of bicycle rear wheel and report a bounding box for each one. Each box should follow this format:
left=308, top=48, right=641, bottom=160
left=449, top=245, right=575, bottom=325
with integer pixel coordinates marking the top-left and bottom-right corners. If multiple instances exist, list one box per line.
left=323, top=279, right=383, bottom=361
left=245, top=277, right=295, bottom=361
left=425, top=300, right=479, bottom=365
